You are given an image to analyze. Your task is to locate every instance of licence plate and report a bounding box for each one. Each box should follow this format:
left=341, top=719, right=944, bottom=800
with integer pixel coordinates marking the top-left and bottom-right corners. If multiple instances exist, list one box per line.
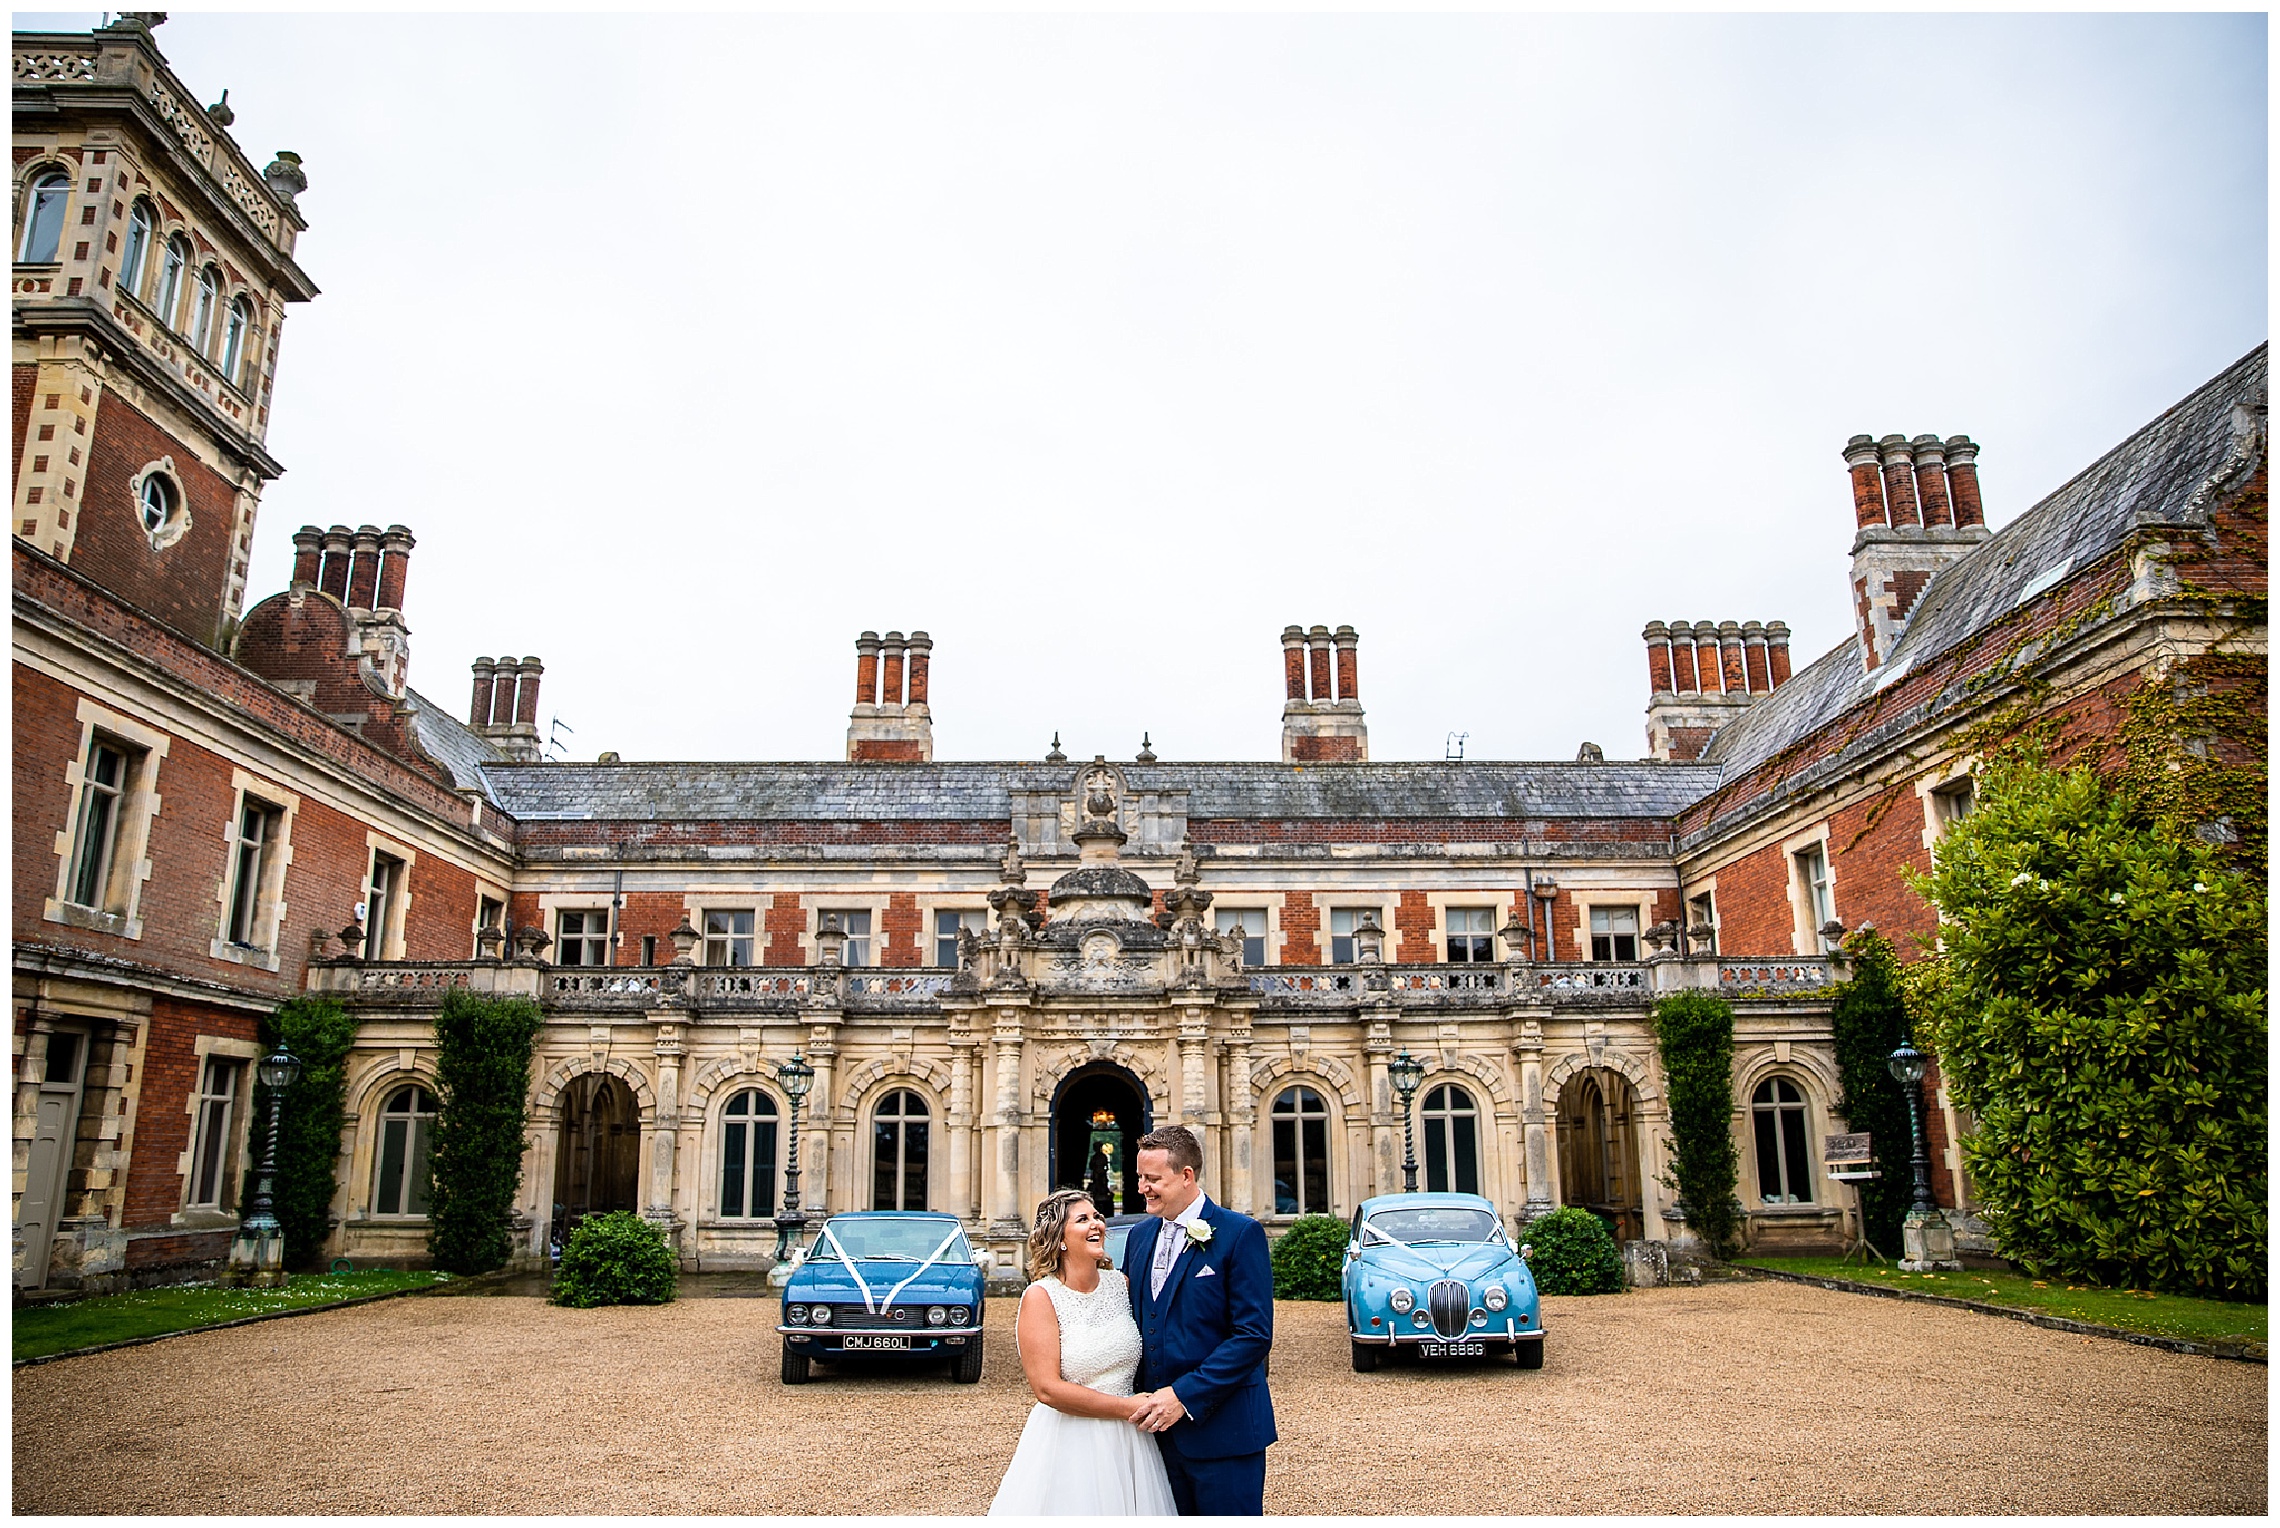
left=839, top=1335, right=910, bottom=1350
left=1419, top=1340, right=1485, bottom=1357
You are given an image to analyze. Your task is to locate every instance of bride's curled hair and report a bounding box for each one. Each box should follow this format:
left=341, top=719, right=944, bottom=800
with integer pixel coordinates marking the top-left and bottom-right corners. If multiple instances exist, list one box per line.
left=1027, top=1189, right=1110, bottom=1283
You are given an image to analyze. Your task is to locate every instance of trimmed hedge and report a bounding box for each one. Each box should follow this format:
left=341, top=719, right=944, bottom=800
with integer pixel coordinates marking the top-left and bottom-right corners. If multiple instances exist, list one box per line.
left=1829, top=928, right=1916, bottom=1257
left=1654, top=990, right=1742, bottom=1258
left=245, top=996, right=361, bottom=1272
left=1522, top=1207, right=1625, bottom=1295
left=428, top=990, right=544, bottom=1276
left=551, top=1210, right=678, bottom=1307
left=1912, top=756, right=2267, bottom=1298
left=1269, top=1214, right=1348, bottom=1300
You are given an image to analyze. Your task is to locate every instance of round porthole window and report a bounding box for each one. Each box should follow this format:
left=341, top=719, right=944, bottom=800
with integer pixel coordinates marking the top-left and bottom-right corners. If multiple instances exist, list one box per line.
left=129, top=459, right=190, bottom=549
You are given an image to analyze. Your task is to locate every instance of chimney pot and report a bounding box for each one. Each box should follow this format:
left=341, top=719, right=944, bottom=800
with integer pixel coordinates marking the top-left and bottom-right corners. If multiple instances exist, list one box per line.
left=1280, top=625, right=1307, bottom=702
left=854, top=631, right=881, bottom=706
left=375, top=524, right=415, bottom=611
left=290, top=525, right=323, bottom=587
left=1741, top=620, right=1769, bottom=694
left=1845, top=435, right=1889, bottom=529
left=1944, top=436, right=1985, bottom=528
left=1879, top=435, right=1922, bottom=528
left=1333, top=624, right=1359, bottom=702
left=880, top=631, right=908, bottom=710
left=906, top=630, right=932, bottom=707
left=513, top=657, right=544, bottom=727
left=346, top=524, right=384, bottom=610
left=1912, top=435, right=1955, bottom=528
left=1668, top=620, right=1700, bottom=695
left=469, top=658, right=496, bottom=727
left=1766, top=620, right=1793, bottom=688
left=1715, top=620, right=1746, bottom=694
left=1306, top=624, right=1333, bottom=703
left=318, top=524, right=353, bottom=601
left=1643, top=620, right=1673, bottom=696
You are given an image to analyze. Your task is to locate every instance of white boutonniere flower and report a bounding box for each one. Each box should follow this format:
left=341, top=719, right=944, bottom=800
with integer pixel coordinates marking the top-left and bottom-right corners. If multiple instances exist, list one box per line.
left=1184, top=1220, right=1213, bottom=1248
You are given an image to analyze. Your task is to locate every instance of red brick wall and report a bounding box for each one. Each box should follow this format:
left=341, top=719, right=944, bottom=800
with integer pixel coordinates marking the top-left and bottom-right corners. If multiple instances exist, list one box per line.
left=614, top=891, right=686, bottom=965
left=69, top=389, right=240, bottom=648
left=849, top=739, right=925, bottom=763
left=120, top=996, right=258, bottom=1231
left=403, top=850, right=480, bottom=963
left=1191, top=817, right=1673, bottom=846
left=12, top=360, right=34, bottom=459
left=1278, top=891, right=1320, bottom=964
left=233, top=589, right=422, bottom=762
left=514, top=819, right=1009, bottom=850
left=764, top=892, right=807, bottom=966
left=1394, top=889, right=1435, bottom=962
left=881, top=892, right=921, bottom=967
left=1288, top=735, right=1363, bottom=762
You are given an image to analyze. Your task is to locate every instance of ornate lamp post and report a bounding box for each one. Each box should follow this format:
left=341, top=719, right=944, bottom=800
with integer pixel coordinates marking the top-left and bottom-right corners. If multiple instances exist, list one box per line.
left=228, top=1044, right=301, bottom=1287
left=1388, top=1048, right=1425, bottom=1193
left=1887, top=1043, right=1959, bottom=1271
left=773, top=1052, right=815, bottom=1265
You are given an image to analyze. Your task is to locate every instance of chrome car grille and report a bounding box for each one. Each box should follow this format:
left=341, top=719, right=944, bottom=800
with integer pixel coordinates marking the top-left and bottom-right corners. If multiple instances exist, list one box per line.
left=813, top=1304, right=918, bottom=1330
left=1427, top=1280, right=1470, bottom=1339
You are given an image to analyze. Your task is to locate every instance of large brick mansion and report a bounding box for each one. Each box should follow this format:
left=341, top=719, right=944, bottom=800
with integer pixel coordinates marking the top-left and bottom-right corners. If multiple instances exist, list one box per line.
left=14, top=18, right=2267, bottom=1291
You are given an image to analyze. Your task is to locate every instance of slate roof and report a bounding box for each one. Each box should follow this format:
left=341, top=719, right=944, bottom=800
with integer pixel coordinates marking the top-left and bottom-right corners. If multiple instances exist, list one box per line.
left=1702, top=344, right=2268, bottom=781
left=477, top=760, right=1724, bottom=822
left=405, top=688, right=508, bottom=795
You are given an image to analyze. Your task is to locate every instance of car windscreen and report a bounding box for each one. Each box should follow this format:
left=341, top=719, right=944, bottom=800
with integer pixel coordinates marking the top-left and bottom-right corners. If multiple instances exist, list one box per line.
left=814, top=1219, right=970, bottom=1262
left=1363, top=1206, right=1500, bottom=1245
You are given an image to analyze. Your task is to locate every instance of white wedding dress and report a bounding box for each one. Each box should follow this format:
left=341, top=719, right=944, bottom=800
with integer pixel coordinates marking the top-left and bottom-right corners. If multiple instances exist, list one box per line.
left=988, top=1270, right=1178, bottom=1517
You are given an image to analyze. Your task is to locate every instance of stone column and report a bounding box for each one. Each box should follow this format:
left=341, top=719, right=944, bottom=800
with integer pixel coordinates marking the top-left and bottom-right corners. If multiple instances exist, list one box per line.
left=1363, top=1016, right=1396, bottom=1198
left=650, top=1021, right=682, bottom=1216
left=803, top=1026, right=838, bottom=1217
left=1222, top=1022, right=1256, bottom=1216
left=948, top=1032, right=978, bottom=1221
left=1512, top=1018, right=1554, bottom=1219
left=987, top=1016, right=1025, bottom=1234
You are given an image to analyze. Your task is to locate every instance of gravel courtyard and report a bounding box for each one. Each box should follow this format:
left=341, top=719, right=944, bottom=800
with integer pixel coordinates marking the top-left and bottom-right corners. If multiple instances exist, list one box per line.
left=14, top=1278, right=2264, bottom=1515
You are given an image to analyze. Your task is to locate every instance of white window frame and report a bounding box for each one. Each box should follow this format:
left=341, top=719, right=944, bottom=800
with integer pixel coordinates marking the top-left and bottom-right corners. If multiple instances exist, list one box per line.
left=209, top=770, right=298, bottom=970
left=120, top=199, right=155, bottom=297
left=472, top=887, right=506, bottom=959
left=1214, top=907, right=1268, bottom=967
left=931, top=906, right=987, bottom=967
left=156, top=233, right=189, bottom=326
left=1750, top=1074, right=1816, bottom=1206
left=220, top=295, right=251, bottom=387
left=46, top=700, right=168, bottom=941
left=17, top=168, right=69, bottom=263
left=370, top=1081, right=438, bottom=1219
left=1268, top=1084, right=1333, bottom=1216
left=1444, top=905, right=1497, bottom=964
left=1588, top=905, right=1641, bottom=963
left=870, top=1088, right=931, bottom=1210
left=715, top=1086, right=783, bottom=1221
left=703, top=908, right=758, bottom=967
left=820, top=907, right=877, bottom=968
left=190, top=266, right=220, bottom=354
left=175, top=1035, right=261, bottom=1225
left=1419, top=1081, right=1482, bottom=1196
left=128, top=457, right=189, bottom=550
left=1787, top=833, right=1836, bottom=954
left=554, top=906, right=612, bottom=967
left=361, top=834, right=417, bottom=961
left=1325, top=905, right=1385, bottom=966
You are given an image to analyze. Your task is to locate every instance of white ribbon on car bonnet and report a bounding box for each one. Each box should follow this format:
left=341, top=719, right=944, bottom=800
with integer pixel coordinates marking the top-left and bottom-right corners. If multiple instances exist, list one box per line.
left=816, top=1223, right=969, bottom=1316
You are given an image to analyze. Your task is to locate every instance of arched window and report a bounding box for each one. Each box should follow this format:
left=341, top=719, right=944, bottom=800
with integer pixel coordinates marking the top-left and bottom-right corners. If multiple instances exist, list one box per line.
left=120, top=200, right=155, bottom=296
left=1270, top=1086, right=1330, bottom=1215
left=871, top=1089, right=929, bottom=1210
left=137, top=471, right=176, bottom=535
left=718, top=1088, right=779, bottom=1220
left=373, top=1084, right=437, bottom=1216
left=157, top=235, right=190, bottom=325
left=220, top=296, right=252, bottom=384
left=190, top=267, right=220, bottom=354
left=17, top=171, right=69, bottom=263
left=1752, top=1077, right=1813, bottom=1204
left=1420, top=1083, right=1480, bottom=1195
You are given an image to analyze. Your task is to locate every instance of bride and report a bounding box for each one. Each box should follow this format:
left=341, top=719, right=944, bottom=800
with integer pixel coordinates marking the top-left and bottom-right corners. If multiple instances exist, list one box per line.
left=988, top=1190, right=1178, bottom=1516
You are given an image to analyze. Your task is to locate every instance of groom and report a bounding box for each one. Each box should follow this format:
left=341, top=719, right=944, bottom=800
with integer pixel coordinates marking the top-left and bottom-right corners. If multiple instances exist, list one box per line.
left=1126, top=1125, right=1276, bottom=1516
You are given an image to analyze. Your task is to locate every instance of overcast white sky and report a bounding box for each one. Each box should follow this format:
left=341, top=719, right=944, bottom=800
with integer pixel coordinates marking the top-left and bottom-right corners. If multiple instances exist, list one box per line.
left=30, top=11, right=2268, bottom=766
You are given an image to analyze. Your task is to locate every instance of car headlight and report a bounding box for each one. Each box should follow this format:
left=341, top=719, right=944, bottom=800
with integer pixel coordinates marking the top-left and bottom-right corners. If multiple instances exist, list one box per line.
left=1484, top=1285, right=1508, bottom=1312
left=1411, top=1310, right=1431, bottom=1328
left=786, top=1304, right=807, bottom=1324
left=810, top=1304, right=831, bottom=1325
left=927, top=1306, right=947, bottom=1326
left=1389, top=1287, right=1414, bottom=1313
left=950, top=1305, right=971, bottom=1326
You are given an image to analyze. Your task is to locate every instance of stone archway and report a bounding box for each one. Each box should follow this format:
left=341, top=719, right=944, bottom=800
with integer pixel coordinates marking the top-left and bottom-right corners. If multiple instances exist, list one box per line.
left=1555, top=1067, right=1644, bottom=1242
left=553, top=1073, right=639, bottom=1241
left=1049, top=1062, right=1152, bottom=1216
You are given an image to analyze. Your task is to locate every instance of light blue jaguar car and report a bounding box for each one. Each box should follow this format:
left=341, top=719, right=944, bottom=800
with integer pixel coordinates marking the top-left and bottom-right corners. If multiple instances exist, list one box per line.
left=778, top=1212, right=987, bottom=1384
left=1342, top=1193, right=1544, bottom=1371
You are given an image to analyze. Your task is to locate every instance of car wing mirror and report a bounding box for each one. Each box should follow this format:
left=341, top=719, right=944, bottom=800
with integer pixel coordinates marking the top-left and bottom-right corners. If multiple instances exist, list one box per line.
left=1519, top=1243, right=1533, bottom=1261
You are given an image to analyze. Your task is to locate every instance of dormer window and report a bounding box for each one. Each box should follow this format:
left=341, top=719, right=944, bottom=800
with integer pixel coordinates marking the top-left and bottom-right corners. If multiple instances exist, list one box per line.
left=157, top=235, right=190, bottom=326
left=17, top=171, right=68, bottom=263
left=191, top=268, right=220, bottom=354
left=120, top=201, right=155, bottom=296
left=221, top=297, right=251, bottom=386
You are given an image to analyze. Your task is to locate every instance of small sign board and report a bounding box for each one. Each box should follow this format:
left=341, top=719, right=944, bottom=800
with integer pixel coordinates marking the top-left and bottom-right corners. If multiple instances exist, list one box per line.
left=1825, top=1131, right=1872, bottom=1164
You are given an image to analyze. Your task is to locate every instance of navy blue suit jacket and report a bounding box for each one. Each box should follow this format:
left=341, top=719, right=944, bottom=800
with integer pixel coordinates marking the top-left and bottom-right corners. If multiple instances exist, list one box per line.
left=1126, top=1198, right=1277, bottom=1460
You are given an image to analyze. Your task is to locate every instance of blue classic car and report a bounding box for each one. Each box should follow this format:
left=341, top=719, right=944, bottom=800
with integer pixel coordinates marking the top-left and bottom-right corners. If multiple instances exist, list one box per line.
left=1342, top=1193, right=1544, bottom=1371
left=779, top=1212, right=988, bottom=1384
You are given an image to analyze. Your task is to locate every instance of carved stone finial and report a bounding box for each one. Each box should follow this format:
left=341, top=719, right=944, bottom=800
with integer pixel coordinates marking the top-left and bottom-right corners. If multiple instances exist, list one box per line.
left=511, top=923, right=552, bottom=962
left=1174, top=836, right=1200, bottom=887
left=262, top=151, right=308, bottom=205
left=668, top=916, right=699, bottom=967
left=999, top=833, right=1026, bottom=887
left=337, top=919, right=367, bottom=961
left=205, top=89, right=234, bottom=127
left=1135, top=732, right=1157, bottom=764
left=1045, top=732, right=1066, bottom=764
left=475, top=923, right=505, bottom=962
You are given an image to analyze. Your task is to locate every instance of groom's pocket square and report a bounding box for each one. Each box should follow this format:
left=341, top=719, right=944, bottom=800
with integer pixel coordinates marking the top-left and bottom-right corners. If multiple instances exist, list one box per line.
left=1194, top=1265, right=1216, bottom=1278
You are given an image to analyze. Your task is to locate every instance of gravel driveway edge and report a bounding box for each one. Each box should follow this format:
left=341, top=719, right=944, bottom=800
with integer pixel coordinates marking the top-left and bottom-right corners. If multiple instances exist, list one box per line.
left=1741, top=1264, right=2268, bottom=1362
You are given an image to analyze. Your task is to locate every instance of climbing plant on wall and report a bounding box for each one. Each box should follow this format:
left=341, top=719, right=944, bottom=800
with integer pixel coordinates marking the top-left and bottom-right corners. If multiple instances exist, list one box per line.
left=1911, top=754, right=2267, bottom=1298
left=1828, top=928, right=1917, bottom=1258
left=1653, top=990, right=1741, bottom=1258
left=244, top=996, right=361, bottom=1272
left=428, top=989, right=544, bottom=1276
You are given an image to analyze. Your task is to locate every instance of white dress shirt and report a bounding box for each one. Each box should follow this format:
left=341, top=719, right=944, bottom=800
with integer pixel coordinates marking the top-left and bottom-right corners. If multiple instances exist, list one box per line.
left=1149, top=1192, right=1210, bottom=1299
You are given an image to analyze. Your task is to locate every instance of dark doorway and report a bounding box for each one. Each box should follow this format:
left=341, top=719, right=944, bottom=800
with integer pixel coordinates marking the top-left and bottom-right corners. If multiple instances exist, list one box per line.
left=554, top=1073, right=639, bottom=1241
left=1050, top=1064, right=1150, bottom=1216
left=1556, top=1068, right=1643, bottom=1243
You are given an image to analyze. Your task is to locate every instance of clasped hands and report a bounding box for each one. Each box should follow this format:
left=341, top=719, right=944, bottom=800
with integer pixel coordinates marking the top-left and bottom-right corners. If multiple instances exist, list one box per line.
left=1128, top=1387, right=1186, bottom=1433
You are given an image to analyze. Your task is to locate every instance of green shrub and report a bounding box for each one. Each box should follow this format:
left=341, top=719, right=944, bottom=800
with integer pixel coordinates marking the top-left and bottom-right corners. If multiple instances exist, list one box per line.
left=1912, top=756, right=2267, bottom=1298
left=1829, top=928, right=1916, bottom=1257
left=1522, top=1206, right=1625, bottom=1295
left=550, top=1210, right=678, bottom=1307
left=1269, top=1214, right=1348, bottom=1300
left=244, top=996, right=361, bottom=1272
left=427, top=990, right=544, bottom=1276
left=1654, top=989, right=1743, bottom=1258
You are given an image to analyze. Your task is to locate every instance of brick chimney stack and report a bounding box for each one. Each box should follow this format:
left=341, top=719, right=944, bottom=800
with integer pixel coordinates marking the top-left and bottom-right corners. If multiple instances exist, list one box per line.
left=290, top=525, right=323, bottom=587
left=1643, top=615, right=1793, bottom=760
left=318, top=524, right=352, bottom=601
left=375, top=525, right=414, bottom=611
left=1280, top=622, right=1368, bottom=762
left=469, top=658, right=496, bottom=727
left=469, top=654, right=545, bottom=761
left=345, top=524, right=383, bottom=610
left=847, top=628, right=934, bottom=762
left=1846, top=431, right=1992, bottom=671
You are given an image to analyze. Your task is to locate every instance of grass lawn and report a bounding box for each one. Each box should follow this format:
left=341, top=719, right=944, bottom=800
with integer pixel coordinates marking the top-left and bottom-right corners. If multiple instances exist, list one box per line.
left=14, top=1269, right=453, bottom=1363
left=1738, top=1257, right=2265, bottom=1347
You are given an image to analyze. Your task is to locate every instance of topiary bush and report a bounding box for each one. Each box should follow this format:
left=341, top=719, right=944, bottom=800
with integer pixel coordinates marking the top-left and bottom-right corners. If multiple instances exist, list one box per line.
left=244, top=996, right=361, bottom=1272
left=1912, top=755, right=2267, bottom=1298
left=1521, top=1207, right=1626, bottom=1295
left=550, top=1210, right=678, bottom=1307
left=1654, top=989, right=1743, bottom=1258
left=1269, top=1214, right=1348, bottom=1300
left=428, top=990, right=544, bottom=1276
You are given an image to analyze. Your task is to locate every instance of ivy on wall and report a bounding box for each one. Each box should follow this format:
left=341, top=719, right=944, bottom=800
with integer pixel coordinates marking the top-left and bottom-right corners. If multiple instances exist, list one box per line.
left=1828, top=929, right=1916, bottom=1256
left=244, top=996, right=361, bottom=1272
left=428, top=990, right=545, bottom=1276
left=1653, top=990, right=1742, bottom=1258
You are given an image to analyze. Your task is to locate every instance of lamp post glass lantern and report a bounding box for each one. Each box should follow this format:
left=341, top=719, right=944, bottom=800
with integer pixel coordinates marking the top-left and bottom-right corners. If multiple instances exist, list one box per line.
left=1886, top=1043, right=1936, bottom=1214
left=243, top=1045, right=302, bottom=1234
left=1388, top=1049, right=1425, bottom=1194
left=774, top=1052, right=815, bottom=1262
